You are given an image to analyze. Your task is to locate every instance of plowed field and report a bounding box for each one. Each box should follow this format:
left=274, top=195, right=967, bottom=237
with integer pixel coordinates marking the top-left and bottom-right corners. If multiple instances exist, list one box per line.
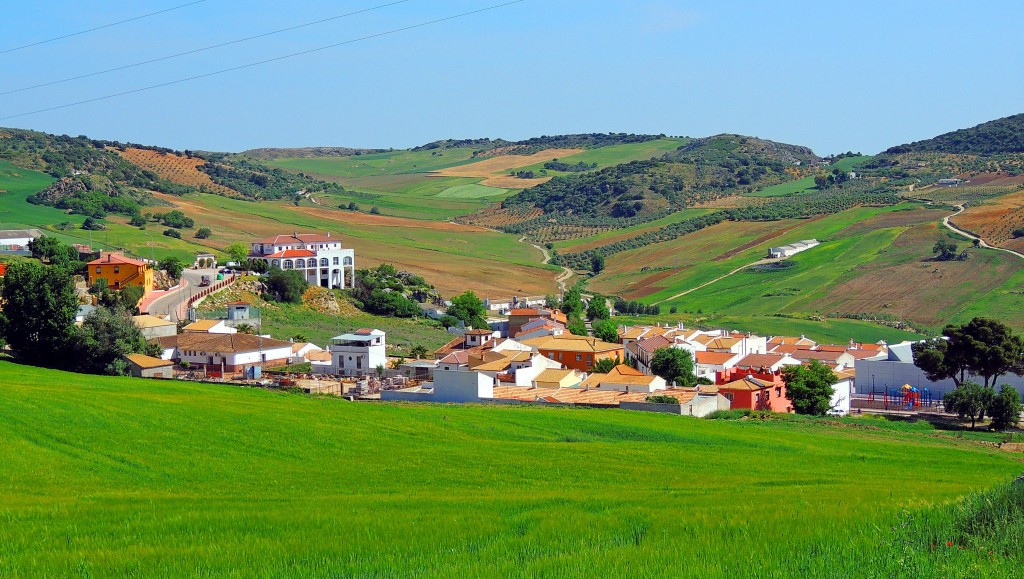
left=950, top=187, right=1024, bottom=246
left=431, top=148, right=583, bottom=188
left=118, top=148, right=237, bottom=196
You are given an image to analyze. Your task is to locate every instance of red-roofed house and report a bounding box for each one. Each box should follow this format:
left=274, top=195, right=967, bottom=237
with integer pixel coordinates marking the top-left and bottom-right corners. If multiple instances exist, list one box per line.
left=716, top=371, right=792, bottom=413
left=507, top=308, right=568, bottom=338
left=732, top=353, right=800, bottom=373
left=695, top=350, right=741, bottom=381
left=791, top=349, right=855, bottom=370
left=249, top=232, right=354, bottom=288
left=625, top=334, right=672, bottom=374
left=87, top=252, right=154, bottom=294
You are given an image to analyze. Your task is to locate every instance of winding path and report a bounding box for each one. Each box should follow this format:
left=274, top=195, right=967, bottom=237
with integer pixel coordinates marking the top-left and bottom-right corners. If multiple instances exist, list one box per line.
left=652, top=258, right=777, bottom=305
left=942, top=204, right=1024, bottom=260
left=519, top=235, right=574, bottom=292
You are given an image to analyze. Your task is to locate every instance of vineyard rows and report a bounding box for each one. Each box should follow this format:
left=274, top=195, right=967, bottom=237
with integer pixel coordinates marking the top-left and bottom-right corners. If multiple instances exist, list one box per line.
left=119, top=148, right=236, bottom=196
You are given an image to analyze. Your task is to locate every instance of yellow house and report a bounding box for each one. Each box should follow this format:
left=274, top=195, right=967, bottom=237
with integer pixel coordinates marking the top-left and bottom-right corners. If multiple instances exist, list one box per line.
left=87, top=253, right=154, bottom=294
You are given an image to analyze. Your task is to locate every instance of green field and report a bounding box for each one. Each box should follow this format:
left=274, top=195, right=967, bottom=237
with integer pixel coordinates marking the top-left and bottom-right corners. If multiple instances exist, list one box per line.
left=511, top=138, right=690, bottom=176
left=743, top=156, right=872, bottom=198
left=0, top=361, right=1020, bottom=576
left=434, top=183, right=508, bottom=198
left=266, top=147, right=480, bottom=178
left=552, top=207, right=715, bottom=252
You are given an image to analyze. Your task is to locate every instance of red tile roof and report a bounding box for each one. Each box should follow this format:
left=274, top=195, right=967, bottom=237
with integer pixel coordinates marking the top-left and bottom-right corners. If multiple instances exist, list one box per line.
left=696, top=351, right=738, bottom=365
left=88, top=253, right=147, bottom=267
left=254, top=233, right=337, bottom=245
left=264, top=249, right=317, bottom=259
left=734, top=353, right=788, bottom=368
left=792, top=349, right=845, bottom=362
left=636, top=335, right=672, bottom=354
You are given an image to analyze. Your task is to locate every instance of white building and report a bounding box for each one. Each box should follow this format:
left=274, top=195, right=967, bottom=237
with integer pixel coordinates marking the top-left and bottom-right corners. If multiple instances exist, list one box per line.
left=768, top=239, right=819, bottom=259
left=382, top=370, right=494, bottom=403
left=250, top=232, right=355, bottom=289
left=321, top=328, right=387, bottom=377
left=0, top=228, right=42, bottom=253
left=152, top=333, right=293, bottom=372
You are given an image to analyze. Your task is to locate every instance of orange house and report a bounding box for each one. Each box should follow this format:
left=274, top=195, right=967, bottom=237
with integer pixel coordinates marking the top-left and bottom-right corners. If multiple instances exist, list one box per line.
left=87, top=253, right=154, bottom=294
left=520, top=334, right=624, bottom=372
left=716, top=368, right=793, bottom=413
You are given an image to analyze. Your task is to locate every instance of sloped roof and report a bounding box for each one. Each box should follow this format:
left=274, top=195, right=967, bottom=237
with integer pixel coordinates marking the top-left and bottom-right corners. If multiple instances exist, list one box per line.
left=132, top=314, right=174, bottom=329
left=636, top=335, right=672, bottom=354
left=696, top=351, right=738, bottom=365
left=521, top=335, right=624, bottom=354
left=719, top=376, right=774, bottom=392
left=264, top=249, right=317, bottom=259
left=254, top=233, right=337, bottom=245
left=183, top=319, right=222, bottom=332
left=88, top=253, right=146, bottom=267
left=734, top=353, right=788, bottom=368
left=152, top=333, right=291, bottom=354
left=792, top=349, right=845, bottom=362
left=438, top=351, right=470, bottom=365
left=124, top=353, right=173, bottom=369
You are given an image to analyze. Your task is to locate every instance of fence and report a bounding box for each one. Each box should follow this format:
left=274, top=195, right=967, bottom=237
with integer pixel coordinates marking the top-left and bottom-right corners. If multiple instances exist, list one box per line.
left=177, top=274, right=237, bottom=321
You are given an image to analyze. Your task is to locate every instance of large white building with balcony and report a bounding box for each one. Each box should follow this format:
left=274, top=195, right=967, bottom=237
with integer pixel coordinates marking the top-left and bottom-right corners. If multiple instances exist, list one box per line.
left=249, top=232, right=355, bottom=288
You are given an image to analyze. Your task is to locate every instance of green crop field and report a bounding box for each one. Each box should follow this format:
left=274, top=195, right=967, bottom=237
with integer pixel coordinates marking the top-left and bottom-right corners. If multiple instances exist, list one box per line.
left=434, top=183, right=508, bottom=198
left=266, top=147, right=480, bottom=178
left=743, top=156, right=872, bottom=198
left=0, top=361, right=1020, bottom=577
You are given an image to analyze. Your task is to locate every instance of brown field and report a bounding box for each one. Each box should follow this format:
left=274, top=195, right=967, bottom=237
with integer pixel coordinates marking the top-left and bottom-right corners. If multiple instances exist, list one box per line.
left=816, top=221, right=1019, bottom=327
left=147, top=193, right=556, bottom=297
left=431, top=148, right=583, bottom=187
left=117, top=148, right=237, bottom=196
left=455, top=207, right=544, bottom=229
left=951, top=188, right=1024, bottom=246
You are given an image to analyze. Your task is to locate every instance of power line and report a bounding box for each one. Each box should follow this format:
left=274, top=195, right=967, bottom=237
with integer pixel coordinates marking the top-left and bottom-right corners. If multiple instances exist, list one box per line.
left=0, top=0, right=414, bottom=97
left=1, top=1, right=209, bottom=55
left=0, top=1, right=524, bottom=122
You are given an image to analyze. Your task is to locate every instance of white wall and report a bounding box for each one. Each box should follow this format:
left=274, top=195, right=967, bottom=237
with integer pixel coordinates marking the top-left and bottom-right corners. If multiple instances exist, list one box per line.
left=384, top=370, right=494, bottom=403
left=855, top=359, right=1024, bottom=399
left=830, top=378, right=853, bottom=415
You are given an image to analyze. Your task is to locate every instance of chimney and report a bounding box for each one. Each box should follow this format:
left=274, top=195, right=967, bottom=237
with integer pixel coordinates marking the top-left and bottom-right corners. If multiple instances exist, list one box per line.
left=326, top=232, right=331, bottom=237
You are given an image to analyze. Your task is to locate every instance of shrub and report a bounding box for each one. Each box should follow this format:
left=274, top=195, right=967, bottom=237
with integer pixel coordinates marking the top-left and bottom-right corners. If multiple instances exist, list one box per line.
left=82, top=217, right=104, bottom=230
left=163, top=228, right=181, bottom=239
left=646, top=395, right=679, bottom=404
left=195, top=227, right=212, bottom=239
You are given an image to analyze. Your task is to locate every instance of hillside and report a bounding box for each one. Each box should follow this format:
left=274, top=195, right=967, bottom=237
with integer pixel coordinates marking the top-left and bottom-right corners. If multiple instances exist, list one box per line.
left=241, top=146, right=388, bottom=160
left=887, top=113, right=1024, bottom=155
left=1, top=361, right=1021, bottom=576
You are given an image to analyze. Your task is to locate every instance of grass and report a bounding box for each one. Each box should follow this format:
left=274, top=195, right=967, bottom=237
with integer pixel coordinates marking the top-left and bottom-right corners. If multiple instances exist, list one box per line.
left=265, top=148, right=480, bottom=178
left=742, top=156, right=872, bottom=198
left=0, top=361, right=1020, bottom=576
left=551, top=207, right=714, bottom=252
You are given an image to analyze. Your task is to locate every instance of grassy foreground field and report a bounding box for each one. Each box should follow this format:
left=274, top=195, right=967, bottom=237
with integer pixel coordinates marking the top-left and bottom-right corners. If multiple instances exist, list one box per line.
left=0, top=361, right=1021, bottom=577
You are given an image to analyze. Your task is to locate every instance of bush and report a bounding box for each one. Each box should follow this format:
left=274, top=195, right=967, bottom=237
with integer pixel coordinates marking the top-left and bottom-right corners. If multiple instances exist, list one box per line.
left=265, top=268, right=308, bottom=304
left=163, top=228, right=181, bottom=239
left=129, top=214, right=147, bottom=227
left=1013, top=227, right=1024, bottom=239
left=82, top=217, right=104, bottom=230
left=195, top=227, right=212, bottom=239
left=645, top=395, right=679, bottom=404
left=369, top=206, right=380, bottom=215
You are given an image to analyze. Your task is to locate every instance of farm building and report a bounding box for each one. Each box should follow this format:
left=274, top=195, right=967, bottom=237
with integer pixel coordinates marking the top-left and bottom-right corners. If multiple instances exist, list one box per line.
left=132, top=314, right=177, bottom=340
left=124, top=353, right=175, bottom=379
left=767, top=239, right=819, bottom=259
left=0, top=229, right=41, bottom=253
left=937, top=178, right=965, bottom=187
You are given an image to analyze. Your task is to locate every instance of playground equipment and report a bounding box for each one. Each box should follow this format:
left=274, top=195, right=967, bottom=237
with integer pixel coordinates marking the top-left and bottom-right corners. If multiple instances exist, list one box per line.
left=867, top=384, right=934, bottom=409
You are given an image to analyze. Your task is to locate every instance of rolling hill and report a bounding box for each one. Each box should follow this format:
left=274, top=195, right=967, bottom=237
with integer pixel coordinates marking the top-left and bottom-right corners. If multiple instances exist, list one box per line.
left=3, top=117, right=1024, bottom=341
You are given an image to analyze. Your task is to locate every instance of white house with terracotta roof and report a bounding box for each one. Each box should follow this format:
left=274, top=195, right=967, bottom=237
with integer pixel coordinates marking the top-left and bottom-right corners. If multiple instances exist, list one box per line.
left=382, top=369, right=494, bottom=403
left=514, top=317, right=566, bottom=341
left=732, top=353, right=801, bottom=373
left=182, top=319, right=237, bottom=334
left=249, top=232, right=354, bottom=289
left=694, top=350, right=742, bottom=381
left=578, top=365, right=667, bottom=393
left=625, top=334, right=673, bottom=374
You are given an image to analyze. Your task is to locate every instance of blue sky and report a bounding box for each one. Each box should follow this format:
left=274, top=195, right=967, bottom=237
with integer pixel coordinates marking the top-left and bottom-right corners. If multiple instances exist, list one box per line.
left=1, top=1, right=1022, bottom=154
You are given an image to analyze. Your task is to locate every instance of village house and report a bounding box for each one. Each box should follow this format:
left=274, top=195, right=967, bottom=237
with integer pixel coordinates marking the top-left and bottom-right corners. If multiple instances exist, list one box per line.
left=520, top=334, right=625, bottom=372
left=132, top=314, right=177, bottom=340
left=317, top=328, right=387, bottom=377
left=0, top=228, right=41, bottom=253
left=152, top=333, right=293, bottom=373
left=249, top=232, right=354, bottom=289
left=532, top=368, right=585, bottom=389
left=382, top=369, right=494, bottom=403
left=790, top=349, right=855, bottom=371
left=714, top=368, right=792, bottom=413
left=694, top=351, right=742, bottom=381
left=767, top=335, right=816, bottom=351
left=87, top=253, right=154, bottom=294
left=578, top=364, right=667, bottom=393
left=507, top=308, right=568, bottom=338
left=514, top=317, right=566, bottom=341
left=732, top=353, right=801, bottom=373
left=625, top=334, right=672, bottom=374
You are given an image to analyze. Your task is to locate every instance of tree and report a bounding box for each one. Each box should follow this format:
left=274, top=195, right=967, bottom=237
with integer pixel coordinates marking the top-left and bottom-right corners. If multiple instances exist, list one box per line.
left=782, top=360, right=837, bottom=416
left=586, top=295, right=610, bottom=321
left=159, top=257, right=184, bottom=281
left=591, top=254, right=605, bottom=274
left=370, top=206, right=381, bottom=215
left=592, top=318, right=619, bottom=344
left=943, top=382, right=994, bottom=429
left=409, top=345, right=429, bottom=359
left=265, top=268, right=308, bottom=304
left=74, top=305, right=160, bottom=375
left=225, top=242, right=249, bottom=264
left=195, top=227, right=212, bottom=239
left=244, top=258, right=268, bottom=274
left=28, top=236, right=80, bottom=269
left=566, top=314, right=588, bottom=336
left=646, top=394, right=679, bottom=404
left=933, top=238, right=958, bottom=261
left=82, top=217, right=104, bottom=231
left=0, top=261, right=79, bottom=368
left=649, top=347, right=695, bottom=387
left=447, top=291, right=488, bottom=329
left=544, top=294, right=559, bottom=308
left=987, top=385, right=1022, bottom=431
left=560, top=283, right=584, bottom=319
left=129, top=214, right=147, bottom=227
left=593, top=356, right=621, bottom=373
left=346, top=201, right=360, bottom=211
left=913, top=318, right=1024, bottom=388
left=236, top=323, right=257, bottom=335
left=163, top=228, right=181, bottom=239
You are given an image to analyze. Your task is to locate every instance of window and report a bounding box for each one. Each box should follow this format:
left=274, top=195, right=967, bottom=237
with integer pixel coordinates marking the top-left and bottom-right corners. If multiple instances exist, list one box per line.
left=775, top=387, right=782, bottom=398
left=724, top=393, right=734, bottom=402
left=333, top=257, right=339, bottom=265
left=95, top=267, right=101, bottom=274
left=320, top=258, right=329, bottom=267
left=283, top=260, right=293, bottom=269
left=547, top=353, right=554, bottom=359
left=343, top=256, right=353, bottom=266
left=271, top=259, right=280, bottom=267
left=576, top=354, right=582, bottom=361
left=113, top=266, right=119, bottom=274
left=296, top=259, right=305, bottom=268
